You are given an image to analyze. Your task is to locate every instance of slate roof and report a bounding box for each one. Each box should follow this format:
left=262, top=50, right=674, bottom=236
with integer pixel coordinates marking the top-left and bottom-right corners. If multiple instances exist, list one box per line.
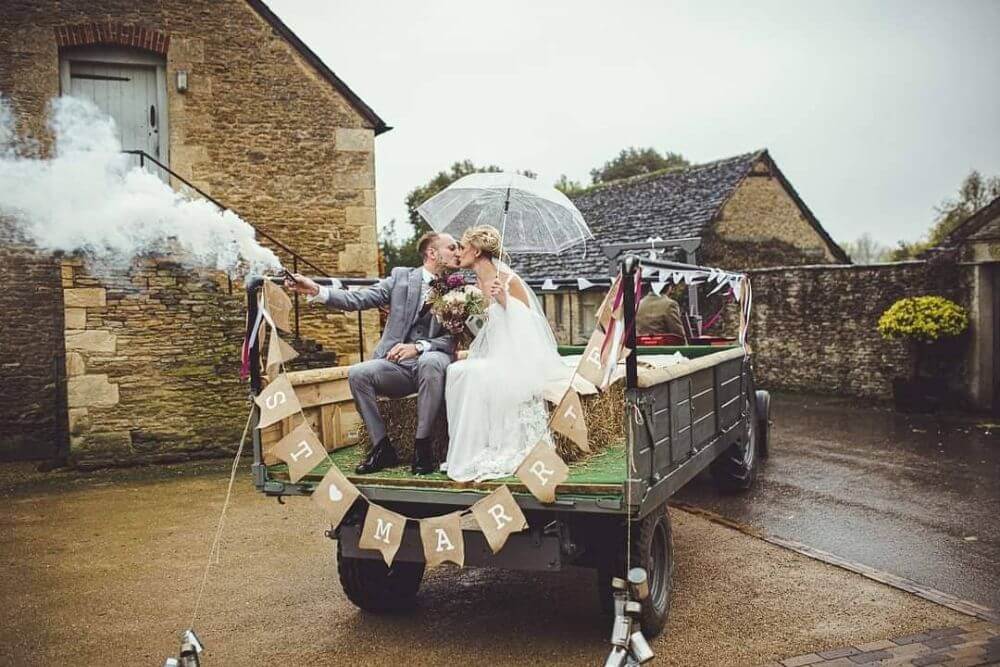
left=511, top=149, right=847, bottom=279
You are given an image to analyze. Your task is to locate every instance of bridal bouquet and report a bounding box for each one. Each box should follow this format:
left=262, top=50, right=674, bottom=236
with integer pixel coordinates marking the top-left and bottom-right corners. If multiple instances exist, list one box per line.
left=428, top=273, right=486, bottom=334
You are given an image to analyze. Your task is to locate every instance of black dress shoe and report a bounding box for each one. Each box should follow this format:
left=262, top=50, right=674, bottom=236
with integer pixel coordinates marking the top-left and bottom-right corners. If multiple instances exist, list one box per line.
left=355, top=437, right=398, bottom=474
left=411, top=437, right=436, bottom=475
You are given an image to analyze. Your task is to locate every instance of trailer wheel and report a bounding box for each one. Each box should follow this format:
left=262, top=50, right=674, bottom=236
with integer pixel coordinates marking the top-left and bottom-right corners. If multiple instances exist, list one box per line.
left=336, top=539, right=424, bottom=612
left=755, top=390, right=771, bottom=460
left=596, top=506, right=674, bottom=639
left=711, top=395, right=759, bottom=493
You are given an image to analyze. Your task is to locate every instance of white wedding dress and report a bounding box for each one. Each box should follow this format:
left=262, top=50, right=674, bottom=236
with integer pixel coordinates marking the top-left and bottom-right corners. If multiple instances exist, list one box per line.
left=443, top=263, right=567, bottom=482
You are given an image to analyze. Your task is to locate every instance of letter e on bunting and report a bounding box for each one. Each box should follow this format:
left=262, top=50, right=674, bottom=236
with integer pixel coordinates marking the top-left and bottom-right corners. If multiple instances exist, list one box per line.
left=254, top=374, right=301, bottom=429
left=359, top=504, right=407, bottom=566
left=311, top=464, right=360, bottom=529
left=262, top=279, right=293, bottom=333
left=470, top=485, right=528, bottom=554
left=516, top=442, right=569, bottom=504
left=551, top=389, right=589, bottom=452
left=271, top=421, right=327, bottom=483
left=419, top=512, right=464, bottom=569
left=266, top=330, right=299, bottom=377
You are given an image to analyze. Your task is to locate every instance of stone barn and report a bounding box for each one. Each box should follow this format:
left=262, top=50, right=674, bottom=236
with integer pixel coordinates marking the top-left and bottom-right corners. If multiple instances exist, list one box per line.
left=0, top=1, right=388, bottom=464
left=511, top=149, right=848, bottom=344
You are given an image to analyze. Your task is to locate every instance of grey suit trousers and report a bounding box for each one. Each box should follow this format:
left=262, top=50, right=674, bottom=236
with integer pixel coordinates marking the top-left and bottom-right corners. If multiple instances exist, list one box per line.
left=347, top=351, right=451, bottom=445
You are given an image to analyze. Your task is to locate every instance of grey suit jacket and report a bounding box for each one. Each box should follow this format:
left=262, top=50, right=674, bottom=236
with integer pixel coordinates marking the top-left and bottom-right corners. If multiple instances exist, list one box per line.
left=317, top=266, right=454, bottom=360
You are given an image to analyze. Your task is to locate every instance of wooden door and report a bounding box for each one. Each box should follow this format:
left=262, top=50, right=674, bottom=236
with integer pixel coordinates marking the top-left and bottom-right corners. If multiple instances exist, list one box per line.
left=68, top=60, right=167, bottom=180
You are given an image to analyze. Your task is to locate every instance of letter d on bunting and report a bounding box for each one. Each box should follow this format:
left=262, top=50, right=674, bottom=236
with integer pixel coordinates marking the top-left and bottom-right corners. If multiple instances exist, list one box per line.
left=515, top=441, right=569, bottom=504
left=359, top=504, right=407, bottom=566
left=311, top=464, right=360, bottom=530
left=419, top=512, right=464, bottom=569
left=271, top=421, right=327, bottom=483
left=470, top=485, right=528, bottom=554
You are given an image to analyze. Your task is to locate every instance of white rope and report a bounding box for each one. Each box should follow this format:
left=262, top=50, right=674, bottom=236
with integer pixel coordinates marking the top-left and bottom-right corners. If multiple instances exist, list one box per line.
left=188, top=407, right=253, bottom=630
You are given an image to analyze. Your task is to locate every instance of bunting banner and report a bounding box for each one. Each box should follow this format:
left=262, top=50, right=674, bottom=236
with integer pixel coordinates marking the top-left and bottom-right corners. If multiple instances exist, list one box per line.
left=359, top=504, right=407, bottom=567
left=254, top=373, right=302, bottom=429
left=312, top=464, right=361, bottom=528
left=262, top=279, right=293, bottom=333
left=271, top=421, right=327, bottom=483
left=515, top=441, right=569, bottom=504
left=419, top=512, right=465, bottom=568
left=470, top=486, right=528, bottom=554
left=541, top=278, right=557, bottom=291
left=577, top=327, right=609, bottom=388
left=650, top=281, right=666, bottom=296
left=266, top=330, right=300, bottom=377
left=550, top=389, right=589, bottom=452
left=577, top=277, right=596, bottom=291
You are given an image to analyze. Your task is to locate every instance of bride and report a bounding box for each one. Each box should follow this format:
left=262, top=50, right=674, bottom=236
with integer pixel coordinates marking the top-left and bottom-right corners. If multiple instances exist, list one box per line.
left=443, top=225, right=567, bottom=482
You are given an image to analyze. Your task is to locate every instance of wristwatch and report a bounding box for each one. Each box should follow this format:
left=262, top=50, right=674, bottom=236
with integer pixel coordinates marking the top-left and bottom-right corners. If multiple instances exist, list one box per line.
left=415, top=341, right=430, bottom=354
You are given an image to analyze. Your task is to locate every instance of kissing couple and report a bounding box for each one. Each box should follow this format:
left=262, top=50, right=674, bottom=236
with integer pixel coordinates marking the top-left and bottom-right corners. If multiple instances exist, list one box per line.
left=286, top=225, right=568, bottom=483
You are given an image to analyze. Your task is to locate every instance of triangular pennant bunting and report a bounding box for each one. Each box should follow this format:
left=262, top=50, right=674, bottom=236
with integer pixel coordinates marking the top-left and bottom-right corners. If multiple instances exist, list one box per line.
left=419, top=512, right=465, bottom=568
left=515, top=441, right=569, bottom=503
left=551, top=389, right=589, bottom=452
left=271, top=421, right=327, bottom=483
left=266, top=329, right=300, bottom=376
left=471, top=486, right=528, bottom=554
left=311, top=464, right=360, bottom=529
left=359, top=504, right=407, bottom=567
left=262, top=279, right=293, bottom=333
left=254, top=374, right=301, bottom=429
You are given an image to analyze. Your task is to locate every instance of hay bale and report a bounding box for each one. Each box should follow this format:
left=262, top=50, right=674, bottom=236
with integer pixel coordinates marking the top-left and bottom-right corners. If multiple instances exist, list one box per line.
left=358, top=379, right=626, bottom=464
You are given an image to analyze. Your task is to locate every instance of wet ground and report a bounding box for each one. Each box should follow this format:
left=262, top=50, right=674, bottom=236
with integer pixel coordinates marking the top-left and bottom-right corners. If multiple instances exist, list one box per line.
left=675, top=392, right=1000, bottom=611
left=0, top=457, right=968, bottom=666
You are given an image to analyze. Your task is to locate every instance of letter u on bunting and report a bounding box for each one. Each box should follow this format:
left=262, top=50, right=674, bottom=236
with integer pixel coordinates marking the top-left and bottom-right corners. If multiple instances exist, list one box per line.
left=419, top=512, right=464, bottom=568
left=551, top=389, right=589, bottom=452
left=516, top=441, right=569, bottom=504
left=470, top=485, right=528, bottom=554
left=312, top=464, right=360, bottom=529
left=262, top=280, right=293, bottom=333
left=359, top=504, right=407, bottom=566
left=271, top=421, right=327, bottom=483
left=254, top=374, right=301, bottom=429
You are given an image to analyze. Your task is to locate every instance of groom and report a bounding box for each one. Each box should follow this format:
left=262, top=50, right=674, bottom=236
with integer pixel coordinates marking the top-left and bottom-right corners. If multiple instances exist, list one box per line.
left=285, top=232, right=459, bottom=475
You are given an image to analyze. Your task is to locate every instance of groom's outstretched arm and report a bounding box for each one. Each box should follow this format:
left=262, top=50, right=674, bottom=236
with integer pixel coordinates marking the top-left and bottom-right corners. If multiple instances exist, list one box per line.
left=311, top=268, right=401, bottom=312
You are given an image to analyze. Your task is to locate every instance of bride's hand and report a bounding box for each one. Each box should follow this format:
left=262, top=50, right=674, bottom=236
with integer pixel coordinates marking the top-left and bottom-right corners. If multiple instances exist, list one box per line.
left=489, top=277, right=506, bottom=308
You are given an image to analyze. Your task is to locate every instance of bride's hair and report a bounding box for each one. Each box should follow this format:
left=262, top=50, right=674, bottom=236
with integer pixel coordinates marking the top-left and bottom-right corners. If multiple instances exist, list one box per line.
left=461, top=225, right=503, bottom=261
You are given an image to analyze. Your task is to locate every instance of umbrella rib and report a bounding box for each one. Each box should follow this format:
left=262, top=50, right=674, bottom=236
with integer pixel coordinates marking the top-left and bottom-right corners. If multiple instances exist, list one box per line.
left=515, top=190, right=562, bottom=253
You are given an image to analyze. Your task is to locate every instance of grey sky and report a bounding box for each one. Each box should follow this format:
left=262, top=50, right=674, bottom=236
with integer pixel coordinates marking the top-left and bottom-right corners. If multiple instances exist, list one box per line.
left=269, top=0, right=1000, bottom=248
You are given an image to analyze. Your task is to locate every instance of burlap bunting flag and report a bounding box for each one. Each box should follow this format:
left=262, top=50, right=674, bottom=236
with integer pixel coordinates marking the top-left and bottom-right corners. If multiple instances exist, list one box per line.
left=419, top=512, right=465, bottom=569
left=576, top=327, right=608, bottom=389
left=266, top=329, right=299, bottom=377
left=359, top=504, right=407, bottom=566
left=254, top=374, right=301, bottom=429
left=470, top=486, right=528, bottom=554
left=515, top=441, right=569, bottom=504
left=550, top=389, right=589, bottom=452
left=311, top=464, right=360, bottom=529
left=271, top=421, right=327, bottom=483
left=262, top=279, right=293, bottom=333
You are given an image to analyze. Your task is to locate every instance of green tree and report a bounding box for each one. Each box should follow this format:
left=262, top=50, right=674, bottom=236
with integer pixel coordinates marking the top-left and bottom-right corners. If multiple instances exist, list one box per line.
left=841, top=233, right=892, bottom=264
left=589, top=147, right=689, bottom=184
left=554, top=174, right=584, bottom=196
left=404, top=160, right=503, bottom=234
left=378, top=218, right=420, bottom=274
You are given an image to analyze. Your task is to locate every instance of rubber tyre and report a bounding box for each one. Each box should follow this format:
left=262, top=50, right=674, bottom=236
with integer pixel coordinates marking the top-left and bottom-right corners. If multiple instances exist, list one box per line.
left=336, top=539, right=425, bottom=613
left=596, top=507, right=674, bottom=639
left=755, top=390, right=771, bottom=460
left=711, top=395, right=759, bottom=493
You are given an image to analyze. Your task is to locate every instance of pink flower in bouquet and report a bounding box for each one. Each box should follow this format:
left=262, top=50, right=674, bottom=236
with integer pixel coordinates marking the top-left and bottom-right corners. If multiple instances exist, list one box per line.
left=445, top=273, right=466, bottom=289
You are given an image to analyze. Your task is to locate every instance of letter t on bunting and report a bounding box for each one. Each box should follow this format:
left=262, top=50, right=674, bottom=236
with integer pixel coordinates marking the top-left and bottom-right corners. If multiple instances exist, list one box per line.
left=470, top=485, right=528, bottom=554
left=515, top=442, right=569, bottom=504
left=550, top=389, right=589, bottom=453
left=311, top=464, right=360, bottom=530
left=271, top=421, right=327, bottom=483
left=254, top=374, right=301, bottom=429
left=359, top=504, right=407, bottom=566
left=419, top=512, right=464, bottom=569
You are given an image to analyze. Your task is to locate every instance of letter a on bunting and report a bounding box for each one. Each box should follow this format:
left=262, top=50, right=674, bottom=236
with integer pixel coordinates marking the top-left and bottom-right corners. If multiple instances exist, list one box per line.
left=254, top=374, right=301, bottom=429
left=515, top=441, right=569, bottom=504
left=271, top=421, right=327, bottom=483
left=359, top=504, right=407, bottom=566
left=419, top=512, right=464, bottom=568
left=470, top=485, right=528, bottom=554
left=311, top=464, right=360, bottom=530
left=551, top=389, right=589, bottom=452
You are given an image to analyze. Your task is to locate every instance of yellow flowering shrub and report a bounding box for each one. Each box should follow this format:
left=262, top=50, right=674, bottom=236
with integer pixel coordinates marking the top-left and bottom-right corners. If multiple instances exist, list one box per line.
left=877, top=296, right=968, bottom=343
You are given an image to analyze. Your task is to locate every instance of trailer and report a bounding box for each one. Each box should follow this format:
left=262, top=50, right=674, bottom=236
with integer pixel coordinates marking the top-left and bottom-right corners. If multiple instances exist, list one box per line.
left=246, top=256, right=770, bottom=638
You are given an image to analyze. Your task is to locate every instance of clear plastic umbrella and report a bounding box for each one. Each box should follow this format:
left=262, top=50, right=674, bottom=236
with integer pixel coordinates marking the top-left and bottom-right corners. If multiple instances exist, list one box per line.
left=416, top=172, right=592, bottom=254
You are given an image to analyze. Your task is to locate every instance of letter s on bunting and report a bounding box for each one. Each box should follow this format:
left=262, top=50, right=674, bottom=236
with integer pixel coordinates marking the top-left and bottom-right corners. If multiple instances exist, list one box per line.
left=254, top=374, right=301, bottom=429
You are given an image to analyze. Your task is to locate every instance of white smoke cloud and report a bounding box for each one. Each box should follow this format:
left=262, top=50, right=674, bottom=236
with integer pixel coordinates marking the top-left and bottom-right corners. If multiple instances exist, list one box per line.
left=0, top=95, right=282, bottom=277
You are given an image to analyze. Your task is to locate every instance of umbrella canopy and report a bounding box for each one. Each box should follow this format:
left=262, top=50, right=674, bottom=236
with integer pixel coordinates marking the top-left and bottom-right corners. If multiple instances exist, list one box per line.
left=416, top=172, right=593, bottom=254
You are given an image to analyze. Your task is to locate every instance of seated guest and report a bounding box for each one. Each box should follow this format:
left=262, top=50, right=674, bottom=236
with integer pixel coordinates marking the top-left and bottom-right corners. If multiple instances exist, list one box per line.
left=635, top=289, right=687, bottom=342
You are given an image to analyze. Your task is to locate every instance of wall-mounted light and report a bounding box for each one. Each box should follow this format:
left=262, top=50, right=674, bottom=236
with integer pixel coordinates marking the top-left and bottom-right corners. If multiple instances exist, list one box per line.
left=176, top=70, right=188, bottom=93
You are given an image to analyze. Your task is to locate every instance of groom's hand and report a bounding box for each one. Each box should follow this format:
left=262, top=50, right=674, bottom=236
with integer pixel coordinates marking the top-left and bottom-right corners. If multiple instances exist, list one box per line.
left=387, top=343, right=419, bottom=363
left=285, top=273, right=320, bottom=297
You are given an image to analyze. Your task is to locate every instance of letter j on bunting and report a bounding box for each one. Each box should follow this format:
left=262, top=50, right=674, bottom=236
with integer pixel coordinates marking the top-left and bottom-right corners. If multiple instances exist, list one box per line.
left=271, top=421, right=327, bottom=483
left=419, top=512, right=464, bottom=569
left=470, top=485, right=528, bottom=554
left=516, top=441, right=569, bottom=504
left=359, top=504, right=407, bottom=567
left=311, top=464, right=360, bottom=529
left=254, top=374, right=301, bottom=429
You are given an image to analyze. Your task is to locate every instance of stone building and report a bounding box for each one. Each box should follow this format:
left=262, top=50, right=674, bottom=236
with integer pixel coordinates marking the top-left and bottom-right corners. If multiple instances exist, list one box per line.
left=511, top=149, right=848, bottom=343
left=0, top=1, right=388, bottom=463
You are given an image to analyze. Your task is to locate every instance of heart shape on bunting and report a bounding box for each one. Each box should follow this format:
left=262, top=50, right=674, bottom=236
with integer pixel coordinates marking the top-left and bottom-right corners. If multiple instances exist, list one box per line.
left=311, top=464, right=360, bottom=528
